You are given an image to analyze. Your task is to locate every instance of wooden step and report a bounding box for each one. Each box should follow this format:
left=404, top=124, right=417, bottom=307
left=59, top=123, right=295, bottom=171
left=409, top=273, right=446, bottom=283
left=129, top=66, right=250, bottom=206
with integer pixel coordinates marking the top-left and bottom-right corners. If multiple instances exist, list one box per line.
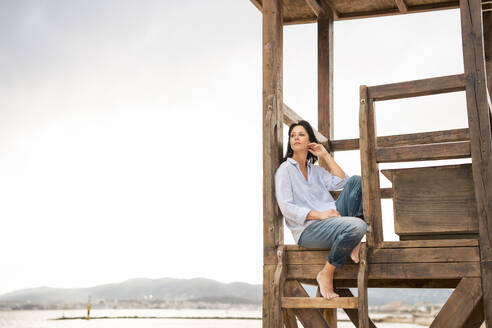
left=281, top=296, right=358, bottom=309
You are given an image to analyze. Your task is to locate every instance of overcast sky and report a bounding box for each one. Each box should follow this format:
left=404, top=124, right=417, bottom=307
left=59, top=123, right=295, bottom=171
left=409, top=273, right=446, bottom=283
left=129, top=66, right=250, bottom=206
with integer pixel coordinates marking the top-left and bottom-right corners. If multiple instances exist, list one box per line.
left=0, top=0, right=469, bottom=295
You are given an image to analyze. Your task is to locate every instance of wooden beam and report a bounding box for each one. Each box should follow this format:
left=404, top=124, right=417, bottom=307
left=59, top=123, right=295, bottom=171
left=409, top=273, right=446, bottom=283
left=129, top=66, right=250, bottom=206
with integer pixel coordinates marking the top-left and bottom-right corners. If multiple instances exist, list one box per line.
left=485, top=1, right=492, bottom=103
left=367, top=74, right=465, bottom=101
left=376, top=141, right=471, bottom=163
left=283, top=280, right=330, bottom=328
left=282, top=297, right=358, bottom=309
left=460, top=1, right=492, bottom=324
left=283, top=103, right=329, bottom=144
left=287, top=262, right=482, bottom=280
left=430, top=277, right=482, bottom=327
left=285, top=239, right=479, bottom=250
left=358, top=243, right=369, bottom=328
left=359, top=86, right=384, bottom=247
left=319, top=0, right=340, bottom=20
left=262, top=0, right=283, bottom=327
left=463, top=298, right=485, bottom=328
left=330, top=128, right=470, bottom=151
left=305, top=0, right=324, bottom=17
left=302, top=278, right=461, bottom=288
left=394, top=0, right=408, bottom=12
left=285, top=247, right=480, bottom=264
left=250, top=0, right=263, bottom=12
left=337, top=289, right=377, bottom=328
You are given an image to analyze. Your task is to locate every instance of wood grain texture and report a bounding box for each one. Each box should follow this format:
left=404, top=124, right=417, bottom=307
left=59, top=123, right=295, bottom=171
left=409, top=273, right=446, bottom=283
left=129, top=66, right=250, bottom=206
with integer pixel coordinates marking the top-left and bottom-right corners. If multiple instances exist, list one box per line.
left=337, top=289, right=377, bottom=328
left=283, top=103, right=329, bottom=144
left=287, top=262, right=482, bottom=279
left=384, top=164, right=479, bottom=236
left=376, top=141, right=471, bottom=162
left=430, top=277, right=482, bottom=328
left=367, top=74, right=465, bottom=101
left=358, top=243, right=369, bottom=328
left=359, top=86, right=384, bottom=247
left=394, top=0, right=408, bottom=12
left=330, top=128, right=470, bottom=151
left=316, top=287, right=337, bottom=328
left=283, top=280, right=330, bottom=328
left=282, top=297, right=358, bottom=309
left=305, top=0, right=324, bottom=16
left=460, top=0, right=492, bottom=325
left=285, top=239, right=478, bottom=250
left=462, top=298, right=484, bottom=328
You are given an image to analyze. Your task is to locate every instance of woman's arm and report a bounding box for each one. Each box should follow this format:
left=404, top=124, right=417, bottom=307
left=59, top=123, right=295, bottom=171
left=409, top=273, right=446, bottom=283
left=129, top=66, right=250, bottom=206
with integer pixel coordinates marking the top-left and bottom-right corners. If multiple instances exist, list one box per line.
left=306, top=209, right=341, bottom=220
left=308, top=143, right=345, bottom=179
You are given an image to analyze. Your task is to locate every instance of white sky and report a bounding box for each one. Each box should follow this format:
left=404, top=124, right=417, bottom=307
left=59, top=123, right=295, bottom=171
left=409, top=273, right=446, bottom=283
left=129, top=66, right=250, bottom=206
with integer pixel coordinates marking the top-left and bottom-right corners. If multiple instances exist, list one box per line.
left=0, top=0, right=469, bottom=295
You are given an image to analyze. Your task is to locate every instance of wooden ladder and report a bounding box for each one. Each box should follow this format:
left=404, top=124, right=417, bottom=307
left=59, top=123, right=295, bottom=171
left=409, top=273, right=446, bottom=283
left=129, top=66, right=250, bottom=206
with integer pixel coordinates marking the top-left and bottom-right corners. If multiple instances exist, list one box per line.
left=279, top=243, right=371, bottom=328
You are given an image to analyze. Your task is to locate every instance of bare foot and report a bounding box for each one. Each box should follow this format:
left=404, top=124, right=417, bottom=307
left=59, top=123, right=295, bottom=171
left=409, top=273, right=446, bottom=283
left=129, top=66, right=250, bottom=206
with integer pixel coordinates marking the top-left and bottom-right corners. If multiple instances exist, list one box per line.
left=316, top=269, right=339, bottom=300
left=350, top=242, right=361, bottom=264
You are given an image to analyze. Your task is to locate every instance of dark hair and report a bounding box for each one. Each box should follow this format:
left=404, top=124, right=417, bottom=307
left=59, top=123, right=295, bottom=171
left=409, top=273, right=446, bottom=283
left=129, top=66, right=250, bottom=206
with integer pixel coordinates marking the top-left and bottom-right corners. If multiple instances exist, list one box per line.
left=282, top=120, right=318, bottom=165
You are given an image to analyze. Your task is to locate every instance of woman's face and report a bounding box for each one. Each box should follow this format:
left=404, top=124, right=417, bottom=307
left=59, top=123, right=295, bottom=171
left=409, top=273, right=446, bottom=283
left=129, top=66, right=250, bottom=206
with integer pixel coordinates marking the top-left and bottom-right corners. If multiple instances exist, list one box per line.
left=290, top=125, right=310, bottom=153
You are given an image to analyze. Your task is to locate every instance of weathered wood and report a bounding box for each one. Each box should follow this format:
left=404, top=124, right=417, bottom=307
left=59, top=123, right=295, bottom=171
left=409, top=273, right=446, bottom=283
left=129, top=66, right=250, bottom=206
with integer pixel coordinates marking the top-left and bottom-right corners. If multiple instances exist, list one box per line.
left=283, top=280, right=330, bottom=328
left=263, top=0, right=283, bottom=266
left=319, top=0, right=340, bottom=19
left=282, top=297, right=358, bottom=309
left=316, top=287, right=337, bottom=328
left=286, top=247, right=480, bottom=264
left=376, top=141, right=471, bottom=163
left=484, top=5, right=492, bottom=99
left=359, top=86, right=384, bottom=247
left=330, top=128, right=470, bottom=151
left=460, top=0, right=492, bottom=325
left=462, top=298, right=484, bottom=328
left=250, top=0, right=263, bottom=12
left=318, top=6, right=334, bottom=158
left=305, top=0, right=324, bottom=16
left=285, top=239, right=479, bottom=250
left=331, top=278, right=460, bottom=289
left=399, top=233, right=478, bottom=241
left=262, top=1, right=283, bottom=327
left=430, top=277, right=482, bottom=328
left=282, top=308, right=299, bottom=328
left=283, top=103, right=329, bottom=145
left=394, top=0, right=408, bottom=12
left=367, top=74, right=465, bottom=101
left=337, top=289, right=377, bottom=328
left=287, top=262, right=482, bottom=280
left=358, top=243, right=369, bottom=328
left=383, top=164, right=479, bottom=236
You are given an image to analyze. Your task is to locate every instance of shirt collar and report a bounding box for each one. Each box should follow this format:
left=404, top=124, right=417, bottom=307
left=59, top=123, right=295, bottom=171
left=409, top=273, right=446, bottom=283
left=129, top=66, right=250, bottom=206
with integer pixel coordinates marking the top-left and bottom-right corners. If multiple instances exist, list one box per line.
left=286, top=157, right=312, bottom=167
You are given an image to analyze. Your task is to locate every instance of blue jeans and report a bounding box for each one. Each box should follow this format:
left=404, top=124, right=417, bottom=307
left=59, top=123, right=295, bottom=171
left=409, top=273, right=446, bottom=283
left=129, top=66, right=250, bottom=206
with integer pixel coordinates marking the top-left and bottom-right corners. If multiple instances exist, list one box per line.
left=298, top=175, right=367, bottom=268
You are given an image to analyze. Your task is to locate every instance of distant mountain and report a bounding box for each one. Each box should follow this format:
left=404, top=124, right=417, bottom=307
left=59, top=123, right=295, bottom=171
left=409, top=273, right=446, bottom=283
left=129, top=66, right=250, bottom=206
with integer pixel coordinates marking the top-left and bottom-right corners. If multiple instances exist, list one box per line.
left=0, top=277, right=453, bottom=307
left=0, top=278, right=262, bottom=305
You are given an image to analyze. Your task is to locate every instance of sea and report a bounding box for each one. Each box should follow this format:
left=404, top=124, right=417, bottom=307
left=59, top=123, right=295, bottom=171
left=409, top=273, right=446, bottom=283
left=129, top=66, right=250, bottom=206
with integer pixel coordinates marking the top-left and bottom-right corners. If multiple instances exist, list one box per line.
left=0, top=309, right=425, bottom=328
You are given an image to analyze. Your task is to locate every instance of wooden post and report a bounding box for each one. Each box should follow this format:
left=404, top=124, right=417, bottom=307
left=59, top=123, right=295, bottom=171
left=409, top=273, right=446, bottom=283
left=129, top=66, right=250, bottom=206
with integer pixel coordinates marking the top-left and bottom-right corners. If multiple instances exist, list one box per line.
left=484, top=7, right=492, bottom=99
left=459, top=0, right=492, bottom=326
left=262, top=0, right=284, bottom=327
left=318, top=7, right=337, bottom=327
left=359, top=87, right=384, bottom=248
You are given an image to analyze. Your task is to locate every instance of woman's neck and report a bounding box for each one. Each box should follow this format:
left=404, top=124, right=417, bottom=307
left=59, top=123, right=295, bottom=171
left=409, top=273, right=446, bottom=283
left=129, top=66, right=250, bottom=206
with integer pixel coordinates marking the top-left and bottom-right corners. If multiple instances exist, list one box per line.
left=292, top=151, right=308, bottom=168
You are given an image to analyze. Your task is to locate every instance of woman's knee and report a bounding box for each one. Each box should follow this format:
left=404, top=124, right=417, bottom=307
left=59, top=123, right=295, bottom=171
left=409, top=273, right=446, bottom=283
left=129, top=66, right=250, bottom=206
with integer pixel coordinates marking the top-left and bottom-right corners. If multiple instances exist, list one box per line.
left=347, top=175, right=361, bottom=188
left=346, top=218, right=367, bottom=238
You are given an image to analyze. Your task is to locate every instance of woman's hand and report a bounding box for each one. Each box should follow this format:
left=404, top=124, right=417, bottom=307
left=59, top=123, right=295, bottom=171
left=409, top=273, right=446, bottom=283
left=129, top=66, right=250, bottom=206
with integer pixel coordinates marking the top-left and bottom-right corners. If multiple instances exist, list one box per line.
left=307, top=142, right=329, bottom=158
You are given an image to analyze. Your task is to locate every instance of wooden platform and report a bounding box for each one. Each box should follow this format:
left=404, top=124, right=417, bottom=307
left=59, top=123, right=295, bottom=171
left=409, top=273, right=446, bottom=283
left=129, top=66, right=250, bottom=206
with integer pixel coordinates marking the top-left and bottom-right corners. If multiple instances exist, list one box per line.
left=250, top=0, right=460, bottom=24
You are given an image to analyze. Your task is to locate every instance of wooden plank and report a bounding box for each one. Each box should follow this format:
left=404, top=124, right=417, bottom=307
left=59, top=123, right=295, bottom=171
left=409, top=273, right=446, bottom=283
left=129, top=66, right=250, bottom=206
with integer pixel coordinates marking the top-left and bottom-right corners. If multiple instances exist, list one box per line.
left=358, top=243, right=369, bottom=328
left=484, top=5, right=492, bottom=99
left=430, top=277, right=482, bottom=328
left=387, top=164, right=479, bottom=236
left=282, top=297, right=358, bottom=309
left=263, top=0, right=284, bottom=266
left=399, top=233, right=479, bottom=240
left=283, top=280, right=330, bottom=328
left=332, top=278, right=460, bottom=289
left=262, top=1, right=283, bottom=327
left=359, top=86, right=384, bottom=247
left=395, top=0, right=409, bottom=12
left=286, top=247, right=480, bottom=264
left=287, top=262, right=482, bottom=280
left=462, top=298, right=484, bottom=328
left=460, top=1, right=492, bottom=325
left=284, top=239, right=478, bottom=251
left=283, top=103, right=329, bottom=144
left=305, top=0, right=324, bottom=16
left=330, top=128, right=470, bottom=151
left=318, top=7, right=334, bottom=157
left=319, top=0, right=340, bottom=19
left=282, top=309, right=299, bottom=328
left=337, top=289, right=377, bottom=328
left=367, top=74, right=465, bottom=101
left=376, top=141, right=471, bottom=163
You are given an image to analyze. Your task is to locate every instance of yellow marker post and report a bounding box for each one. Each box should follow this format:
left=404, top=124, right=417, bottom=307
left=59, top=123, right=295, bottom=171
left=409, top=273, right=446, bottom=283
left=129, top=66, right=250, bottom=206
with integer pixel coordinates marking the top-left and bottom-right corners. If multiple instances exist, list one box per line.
left=86, top=296, right=91, bottom=320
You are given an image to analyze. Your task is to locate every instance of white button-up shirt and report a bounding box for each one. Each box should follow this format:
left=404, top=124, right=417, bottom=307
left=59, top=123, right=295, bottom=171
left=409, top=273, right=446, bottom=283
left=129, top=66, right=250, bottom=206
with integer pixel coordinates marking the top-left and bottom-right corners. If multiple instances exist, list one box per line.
left=274, top=157, right=350, bottom=244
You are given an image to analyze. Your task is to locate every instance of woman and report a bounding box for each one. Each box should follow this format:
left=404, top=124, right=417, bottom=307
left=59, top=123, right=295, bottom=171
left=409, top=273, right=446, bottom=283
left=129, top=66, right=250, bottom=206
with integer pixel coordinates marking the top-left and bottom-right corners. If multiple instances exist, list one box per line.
left=274, top=120, right=367, bottom=300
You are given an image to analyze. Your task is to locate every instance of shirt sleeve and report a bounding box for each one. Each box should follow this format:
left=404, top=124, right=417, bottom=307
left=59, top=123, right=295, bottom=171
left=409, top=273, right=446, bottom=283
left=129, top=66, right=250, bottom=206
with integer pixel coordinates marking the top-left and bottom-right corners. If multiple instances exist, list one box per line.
left=274, top=166, right=311, bottom=225
left=320, top=166, right=350, bottom=191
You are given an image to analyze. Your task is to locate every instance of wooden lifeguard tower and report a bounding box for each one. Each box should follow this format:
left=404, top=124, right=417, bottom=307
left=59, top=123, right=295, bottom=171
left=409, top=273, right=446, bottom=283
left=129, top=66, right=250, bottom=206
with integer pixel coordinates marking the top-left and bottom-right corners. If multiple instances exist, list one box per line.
left=250, top=0, right=492, bottom=327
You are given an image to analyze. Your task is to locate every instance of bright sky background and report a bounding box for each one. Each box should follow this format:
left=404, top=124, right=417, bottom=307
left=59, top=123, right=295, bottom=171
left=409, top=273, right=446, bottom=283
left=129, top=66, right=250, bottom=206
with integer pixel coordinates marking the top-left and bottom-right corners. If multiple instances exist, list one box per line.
left=0, top=0, right=470, bottom=295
